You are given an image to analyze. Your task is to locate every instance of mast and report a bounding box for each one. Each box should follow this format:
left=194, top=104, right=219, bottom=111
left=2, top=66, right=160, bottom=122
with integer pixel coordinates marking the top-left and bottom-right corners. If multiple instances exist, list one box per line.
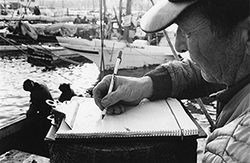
left=99, top=0, right=105, bottom=79
left=62, top=0, right=64, bottom=8
left=123, top=0, right=132, bottom=42
left=103, top=0, right=107, bottom=18
left=119, top=0, right=122, bottom=24
left=112, top=3, right=122, bottom=30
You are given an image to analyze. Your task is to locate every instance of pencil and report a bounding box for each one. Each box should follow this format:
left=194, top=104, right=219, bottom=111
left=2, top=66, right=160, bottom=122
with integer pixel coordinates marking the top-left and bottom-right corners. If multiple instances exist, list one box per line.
left=101, top=51, right=122, bottom=119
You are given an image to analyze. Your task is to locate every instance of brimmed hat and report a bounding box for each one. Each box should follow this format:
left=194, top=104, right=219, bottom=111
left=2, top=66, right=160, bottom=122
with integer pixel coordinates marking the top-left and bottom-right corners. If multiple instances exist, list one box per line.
left=140, top=0, right=198, bottom=33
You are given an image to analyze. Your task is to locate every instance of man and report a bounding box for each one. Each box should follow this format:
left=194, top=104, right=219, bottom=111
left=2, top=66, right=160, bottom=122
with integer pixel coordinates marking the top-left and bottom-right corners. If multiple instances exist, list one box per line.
left=33, top=6, right=41, bottom=15
left=73, top=14, right=82, bottom=24
left=23, top=79, right=53, bottom=118
left=58, top=83, right=77, bottom=102
left=93, top=0, right=250, bottom=162
left=23, top=79, right=53, bottom=138
left=81, top=16, right=89, bottom=24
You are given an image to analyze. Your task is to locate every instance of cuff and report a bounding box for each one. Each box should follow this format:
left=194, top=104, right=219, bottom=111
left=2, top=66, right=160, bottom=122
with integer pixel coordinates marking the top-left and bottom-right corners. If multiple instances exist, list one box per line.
left=144, top=68, right=172, bottom=101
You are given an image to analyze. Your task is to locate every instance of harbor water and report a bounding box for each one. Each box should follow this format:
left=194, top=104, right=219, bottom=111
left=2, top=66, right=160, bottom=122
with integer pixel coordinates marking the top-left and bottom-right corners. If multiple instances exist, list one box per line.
left=0, top=57, right=100, bottom=126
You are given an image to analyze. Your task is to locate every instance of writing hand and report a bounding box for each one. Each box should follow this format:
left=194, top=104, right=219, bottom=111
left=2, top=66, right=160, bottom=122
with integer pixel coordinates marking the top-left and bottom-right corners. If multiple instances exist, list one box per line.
left=93, top=75, right=153, bottom=115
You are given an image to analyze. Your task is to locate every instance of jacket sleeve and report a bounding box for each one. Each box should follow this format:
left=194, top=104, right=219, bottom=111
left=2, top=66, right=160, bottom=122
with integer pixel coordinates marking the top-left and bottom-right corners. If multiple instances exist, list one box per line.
left=145, top=59, right=225, bottom=100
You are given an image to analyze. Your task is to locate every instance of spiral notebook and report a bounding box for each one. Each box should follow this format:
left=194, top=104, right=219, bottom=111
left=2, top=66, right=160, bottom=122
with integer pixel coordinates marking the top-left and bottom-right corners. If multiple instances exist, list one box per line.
left=55, top=97, right=199, bottom=139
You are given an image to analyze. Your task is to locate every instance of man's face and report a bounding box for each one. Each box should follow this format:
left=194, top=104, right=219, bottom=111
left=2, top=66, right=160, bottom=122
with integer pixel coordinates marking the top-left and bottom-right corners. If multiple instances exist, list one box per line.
left=175, top=9, right=245, bottom=85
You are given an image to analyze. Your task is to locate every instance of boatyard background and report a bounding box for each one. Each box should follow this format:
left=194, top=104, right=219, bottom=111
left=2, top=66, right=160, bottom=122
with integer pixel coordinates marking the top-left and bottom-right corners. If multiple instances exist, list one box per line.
left=0, top=0, right=162, bottom=17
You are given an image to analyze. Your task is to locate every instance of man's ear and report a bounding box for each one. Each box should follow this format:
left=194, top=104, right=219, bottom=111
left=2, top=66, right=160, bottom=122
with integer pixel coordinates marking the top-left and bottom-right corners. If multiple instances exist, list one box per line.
left=241, top=16, right=250, bottom=56
left=245, top=31, right=250, bottom=56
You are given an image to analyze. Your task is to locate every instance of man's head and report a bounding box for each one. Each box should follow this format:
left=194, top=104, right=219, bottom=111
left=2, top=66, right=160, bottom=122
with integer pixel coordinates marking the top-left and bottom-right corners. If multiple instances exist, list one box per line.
left=141, top=0, right=249, bottom=36
left=141, top=0, right=250, bottom=86
left=59, top=83, right=71, bottom=93
left=23, top=79, right=34, bottom=92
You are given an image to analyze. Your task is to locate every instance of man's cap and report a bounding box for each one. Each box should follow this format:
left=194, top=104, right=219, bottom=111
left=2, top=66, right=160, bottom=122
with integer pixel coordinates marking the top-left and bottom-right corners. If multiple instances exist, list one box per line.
left=140, top=0, right=198, bottom=33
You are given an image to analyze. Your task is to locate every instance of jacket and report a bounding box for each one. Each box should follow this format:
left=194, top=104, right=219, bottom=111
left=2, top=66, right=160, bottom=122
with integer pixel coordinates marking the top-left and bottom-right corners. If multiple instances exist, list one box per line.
left=29, top=82, right=53, bottom=117
left=203, top=79, right=250, bottom=163
left=145, top=59, right=250, bottom=163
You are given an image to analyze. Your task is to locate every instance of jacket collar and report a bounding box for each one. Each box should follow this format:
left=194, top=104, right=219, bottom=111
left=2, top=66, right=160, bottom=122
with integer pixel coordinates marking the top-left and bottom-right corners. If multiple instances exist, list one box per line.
left=217, top=75, right=250, bottom=105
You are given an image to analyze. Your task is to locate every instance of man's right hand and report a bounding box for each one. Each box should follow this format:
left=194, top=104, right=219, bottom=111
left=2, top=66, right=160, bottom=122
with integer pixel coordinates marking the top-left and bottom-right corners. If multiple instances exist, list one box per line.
left=93, top=75, right=153, bottom=115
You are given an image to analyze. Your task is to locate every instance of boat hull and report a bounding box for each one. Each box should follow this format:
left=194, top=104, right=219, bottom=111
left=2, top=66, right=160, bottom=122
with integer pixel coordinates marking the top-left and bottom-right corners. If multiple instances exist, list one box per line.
left=27, top=45, right=92, bottom=67
left=57, top=37, right=175, bottom=70
left=0, top=115, right=50, bottom=157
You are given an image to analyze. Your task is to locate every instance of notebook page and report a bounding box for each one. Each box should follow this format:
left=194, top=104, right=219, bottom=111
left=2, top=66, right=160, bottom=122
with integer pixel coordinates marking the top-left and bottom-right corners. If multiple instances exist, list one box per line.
left=53, top=98, right=81, bottom=129
left=56, top=98, right=182, bottom=139
left=166, top=98, right=199, bottom=136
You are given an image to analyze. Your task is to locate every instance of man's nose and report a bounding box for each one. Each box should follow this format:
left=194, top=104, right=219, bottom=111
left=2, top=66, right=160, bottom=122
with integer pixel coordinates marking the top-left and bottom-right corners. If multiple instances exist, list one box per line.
left=175, top=28, right=188, bottom=53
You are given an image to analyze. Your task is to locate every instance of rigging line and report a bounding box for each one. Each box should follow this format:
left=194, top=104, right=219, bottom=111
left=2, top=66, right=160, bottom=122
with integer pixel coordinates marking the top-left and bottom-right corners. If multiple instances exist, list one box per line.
left=35, top=45, right=83, bottom=66
left=26, top=0, right=32, bottom=10
left=3, top=24, right=80, bottom=66
left=22, top=46, right=91, bottom=91
left=3, top=28, right=83, bottom=66
left=0, top=37, right=89, bottom=92
left=19, top=0, right=32, bottom=18
left=0, top=34, right=53, bottom=68
left=1, top=34, right=90, bottom=88
left=51, top=67, right=91, bottom=93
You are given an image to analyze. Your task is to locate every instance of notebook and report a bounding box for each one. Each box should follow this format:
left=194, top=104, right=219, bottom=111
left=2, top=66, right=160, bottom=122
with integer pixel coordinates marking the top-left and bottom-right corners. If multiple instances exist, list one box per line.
left=54, top=97, right=199, bottom=139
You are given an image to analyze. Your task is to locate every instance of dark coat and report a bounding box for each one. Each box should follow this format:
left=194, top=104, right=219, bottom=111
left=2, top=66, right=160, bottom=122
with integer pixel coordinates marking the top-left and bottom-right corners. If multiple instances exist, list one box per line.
left=58, top=83, right=77, bottom=102
left=28, top=82, right=53, bottom=117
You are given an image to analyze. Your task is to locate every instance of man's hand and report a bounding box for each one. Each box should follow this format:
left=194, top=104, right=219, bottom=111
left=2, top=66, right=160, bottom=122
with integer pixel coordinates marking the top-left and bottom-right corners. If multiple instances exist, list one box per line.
left=93, top=75, right=153, bottom=115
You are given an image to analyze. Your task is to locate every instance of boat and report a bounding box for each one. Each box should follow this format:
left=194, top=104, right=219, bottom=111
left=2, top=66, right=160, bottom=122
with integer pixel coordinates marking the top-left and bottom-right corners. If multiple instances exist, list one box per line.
left=56, top=37, right=175, bottom=71
left=0, top=22, right=58, bottom=57
left=0, top=34, right=58, bottom=56
left=0, top=115, right=50, bottom=157
left=43, top=23, right=99, bottom=38
left=26, top=44, right=92, bottom=68
left=0, top=15, right=76, bottom=23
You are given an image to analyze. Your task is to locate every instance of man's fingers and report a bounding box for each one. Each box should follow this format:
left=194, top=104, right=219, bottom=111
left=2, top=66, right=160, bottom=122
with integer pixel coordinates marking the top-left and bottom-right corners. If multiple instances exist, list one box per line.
left=106, top=104, right=126, bottom=115
left=94, top=96, right=104, bottom=110
left=93, top=76, right=112, bottom=109
left=101, top=88, right=124, bottom=108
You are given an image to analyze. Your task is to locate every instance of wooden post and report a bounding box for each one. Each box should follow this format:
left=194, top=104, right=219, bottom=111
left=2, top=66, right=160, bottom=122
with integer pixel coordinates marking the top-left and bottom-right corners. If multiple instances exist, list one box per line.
left=112, top=1, right=122, bottom=31
left=119, top=0, right=123, bottom=26
left=123, top=0, right=132, bottom=42
left=99, top=0, right=105, bottom=80
left=103, top=0, right=107, bottom=19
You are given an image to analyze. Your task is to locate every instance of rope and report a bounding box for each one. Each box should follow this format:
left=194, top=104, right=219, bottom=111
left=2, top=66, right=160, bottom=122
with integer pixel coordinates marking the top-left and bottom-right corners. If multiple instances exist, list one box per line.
left=0, top=34, right=55, bottom=68
left=0, top=33, right=90, bottom=92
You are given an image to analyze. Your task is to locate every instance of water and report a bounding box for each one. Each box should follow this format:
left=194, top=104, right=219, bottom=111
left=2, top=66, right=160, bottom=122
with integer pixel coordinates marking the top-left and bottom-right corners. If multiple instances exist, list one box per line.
left=0, top=57, right=100, bottom=126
